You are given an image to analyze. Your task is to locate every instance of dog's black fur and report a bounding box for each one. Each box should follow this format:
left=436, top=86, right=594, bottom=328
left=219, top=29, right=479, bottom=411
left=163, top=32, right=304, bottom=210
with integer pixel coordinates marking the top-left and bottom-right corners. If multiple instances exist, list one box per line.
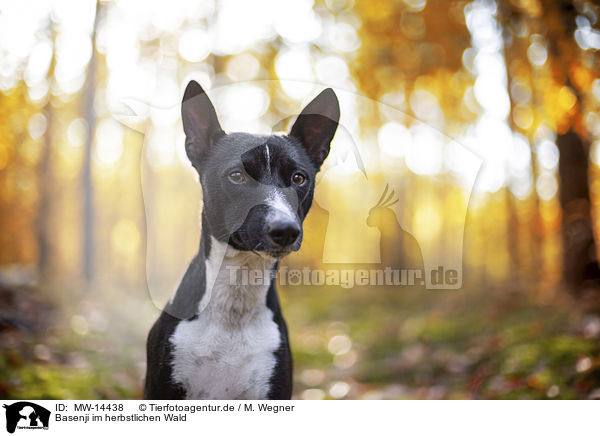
left=144, top=81, right=339, bottom=399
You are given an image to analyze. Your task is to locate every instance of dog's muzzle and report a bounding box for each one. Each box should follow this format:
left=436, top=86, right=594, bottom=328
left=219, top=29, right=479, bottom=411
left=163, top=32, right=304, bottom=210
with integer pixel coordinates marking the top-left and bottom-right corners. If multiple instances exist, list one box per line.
left=266, top=217, right=300, bottom=249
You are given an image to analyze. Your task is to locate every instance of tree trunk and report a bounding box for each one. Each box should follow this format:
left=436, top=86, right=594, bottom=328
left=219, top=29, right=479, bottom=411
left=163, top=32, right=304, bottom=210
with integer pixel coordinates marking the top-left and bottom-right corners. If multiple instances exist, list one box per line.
left=37, top=20, right=56, bottom=280
left=557, top=130, right=598, bottom=291
left=542, top=0, right=600, bottom=294
left=82, top=0, right=100, bottom=281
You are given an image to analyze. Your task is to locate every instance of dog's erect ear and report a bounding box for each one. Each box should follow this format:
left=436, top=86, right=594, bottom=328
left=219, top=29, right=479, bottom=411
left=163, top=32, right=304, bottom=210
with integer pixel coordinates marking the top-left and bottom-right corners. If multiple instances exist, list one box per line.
left=182, top=80, right=224, bottom=169
left=289, top=88, right=340, bottom=169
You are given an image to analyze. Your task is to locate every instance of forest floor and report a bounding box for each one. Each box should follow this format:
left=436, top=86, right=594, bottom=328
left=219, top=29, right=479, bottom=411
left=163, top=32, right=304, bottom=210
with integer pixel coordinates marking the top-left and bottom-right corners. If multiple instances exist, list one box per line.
left=1, top=271, right=600, bottom=400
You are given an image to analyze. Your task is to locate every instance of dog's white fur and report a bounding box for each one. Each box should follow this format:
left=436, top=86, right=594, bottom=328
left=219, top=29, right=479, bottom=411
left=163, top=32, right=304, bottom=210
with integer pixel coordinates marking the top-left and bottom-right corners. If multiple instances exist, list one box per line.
left=266, top=189, right=296, bottom=220
left=169, top=237, right=281, bottom=399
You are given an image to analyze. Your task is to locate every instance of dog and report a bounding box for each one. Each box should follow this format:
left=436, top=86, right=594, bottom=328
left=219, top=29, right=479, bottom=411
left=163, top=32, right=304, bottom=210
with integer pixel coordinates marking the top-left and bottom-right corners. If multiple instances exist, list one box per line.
left=144, top=81, right=340, bottom=399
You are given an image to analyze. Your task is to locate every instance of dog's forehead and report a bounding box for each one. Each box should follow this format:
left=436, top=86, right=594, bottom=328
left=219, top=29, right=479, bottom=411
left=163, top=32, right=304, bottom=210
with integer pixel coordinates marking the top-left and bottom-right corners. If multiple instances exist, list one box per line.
left=218, top=132, right=272, bottom=154
left=207, top=132, right=309, bottom=170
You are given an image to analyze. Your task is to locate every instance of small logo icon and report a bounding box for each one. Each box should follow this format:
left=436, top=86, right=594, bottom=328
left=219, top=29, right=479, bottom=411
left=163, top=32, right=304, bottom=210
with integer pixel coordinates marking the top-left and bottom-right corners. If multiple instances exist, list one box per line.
left=2, top=402, right=50, bottom=434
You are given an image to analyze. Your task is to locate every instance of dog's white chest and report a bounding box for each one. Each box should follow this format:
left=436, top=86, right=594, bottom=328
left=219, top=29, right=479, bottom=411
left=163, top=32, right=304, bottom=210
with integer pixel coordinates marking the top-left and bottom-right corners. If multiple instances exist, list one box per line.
left=169, top=240, right=281, bottom=400
left=170, top=308, right=280, bottom=399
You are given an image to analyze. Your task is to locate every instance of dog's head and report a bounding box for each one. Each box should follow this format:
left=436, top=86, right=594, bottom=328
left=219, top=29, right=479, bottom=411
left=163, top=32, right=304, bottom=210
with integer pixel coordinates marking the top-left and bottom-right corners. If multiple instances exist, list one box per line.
left=182, top=81, right=339, bottom=258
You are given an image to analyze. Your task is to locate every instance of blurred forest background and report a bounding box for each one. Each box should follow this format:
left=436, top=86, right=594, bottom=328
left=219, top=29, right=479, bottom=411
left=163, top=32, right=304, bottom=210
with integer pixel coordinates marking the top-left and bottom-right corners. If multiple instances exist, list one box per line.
left=2, top=0, right=600, bottom=399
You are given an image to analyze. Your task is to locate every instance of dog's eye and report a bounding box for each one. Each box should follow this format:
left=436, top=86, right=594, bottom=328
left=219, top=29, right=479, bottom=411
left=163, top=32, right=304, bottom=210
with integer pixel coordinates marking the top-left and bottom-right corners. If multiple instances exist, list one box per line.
left=228, top=170, right=246, bottom=184
left=291, top=172, right=306, bottom=186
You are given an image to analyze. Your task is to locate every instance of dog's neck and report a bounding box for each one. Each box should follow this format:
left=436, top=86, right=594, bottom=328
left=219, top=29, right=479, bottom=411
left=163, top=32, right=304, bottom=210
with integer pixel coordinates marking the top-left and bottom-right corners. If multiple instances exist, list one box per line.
left=197, top=234, right=277, bottom=329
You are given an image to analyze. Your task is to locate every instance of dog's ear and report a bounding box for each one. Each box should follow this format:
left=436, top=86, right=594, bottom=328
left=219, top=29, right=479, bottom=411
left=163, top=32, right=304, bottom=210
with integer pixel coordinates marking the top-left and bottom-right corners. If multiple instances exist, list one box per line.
left=182, top=80, right=224, bottom=169
left=289, top=88, right=340, bottom=169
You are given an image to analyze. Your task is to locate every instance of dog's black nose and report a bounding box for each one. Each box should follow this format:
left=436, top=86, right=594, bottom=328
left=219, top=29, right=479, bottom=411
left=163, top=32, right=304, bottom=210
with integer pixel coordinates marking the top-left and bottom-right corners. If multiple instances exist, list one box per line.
left=267, top=219, right=300, bottom=247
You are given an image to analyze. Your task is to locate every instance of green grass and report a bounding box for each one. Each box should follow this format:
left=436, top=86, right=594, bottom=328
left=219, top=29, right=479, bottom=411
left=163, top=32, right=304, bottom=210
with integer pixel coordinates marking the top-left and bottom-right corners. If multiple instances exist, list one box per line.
left=1, top=279, right=599, bottom=399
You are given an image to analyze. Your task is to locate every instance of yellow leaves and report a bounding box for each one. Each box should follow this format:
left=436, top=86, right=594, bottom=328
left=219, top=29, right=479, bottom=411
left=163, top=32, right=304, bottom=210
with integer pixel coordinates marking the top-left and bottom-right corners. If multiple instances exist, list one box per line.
left=557, top=86, right=577, bottom=112
left=542, top=81, right=579, bottom=134
left=508, top=59, right=532, bottom=83
left=355, top=0, right=394, bottom=24
left=512, top=104, right=534, bottom=130
left=352, top=0, right=472, bottom=101
left=1, top=166, right=38, bottom=206
left=413, top=74, right=441, bottom=97
left=0, top=142, right=10, bottom=171
left=19, top=139, right=43, bottom=167
left=569, top=63, right=595, bottom=93
left=538, top=195, right=561, bottom=232
left=401, top=12, right=426, bottom=40
left=509, top=0, right=542, bottom=17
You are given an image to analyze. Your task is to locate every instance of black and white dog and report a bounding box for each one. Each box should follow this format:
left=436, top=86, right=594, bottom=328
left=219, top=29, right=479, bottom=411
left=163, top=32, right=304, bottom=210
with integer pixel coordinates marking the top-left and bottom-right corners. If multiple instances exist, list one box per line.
left=144, top=81, right=340, bottom=400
